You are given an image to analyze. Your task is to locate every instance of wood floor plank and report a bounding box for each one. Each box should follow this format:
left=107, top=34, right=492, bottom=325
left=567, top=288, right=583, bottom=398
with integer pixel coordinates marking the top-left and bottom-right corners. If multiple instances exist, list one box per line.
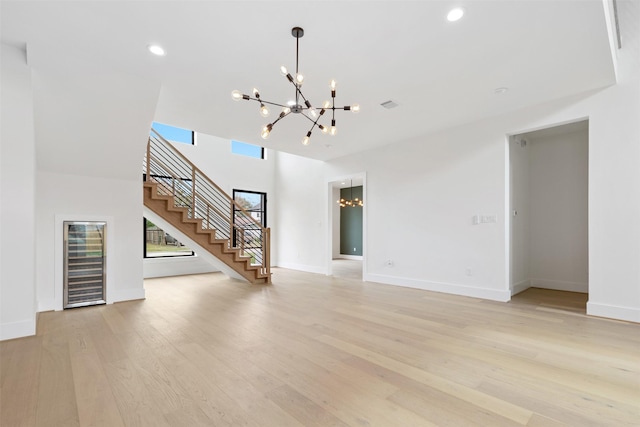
left=2, top=269, right=638, bottom=426
left=102, top=358, right=172, bottom=427
left=176, top=342, right=305, bottom=427
left=0, top=336, right=42, bottom=427
left=35, top=332, right=80, bottom=427
left=316, top=334, right=535, bottom=425
left=70, top=350, right=125, bottom=427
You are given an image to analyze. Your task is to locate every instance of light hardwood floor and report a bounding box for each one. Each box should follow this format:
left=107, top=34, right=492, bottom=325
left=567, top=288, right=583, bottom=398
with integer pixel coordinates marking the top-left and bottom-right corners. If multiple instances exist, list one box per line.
left=1, top=269, right=639, bottom=426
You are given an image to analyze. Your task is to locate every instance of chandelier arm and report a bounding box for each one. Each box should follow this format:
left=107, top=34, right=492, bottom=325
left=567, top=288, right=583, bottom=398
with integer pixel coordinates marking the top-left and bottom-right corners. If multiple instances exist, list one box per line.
left=270, top=111, right=292, bottom=127
left=300, top=112, right=321, bottom=125
left=258, top=99, right=290, bottom=108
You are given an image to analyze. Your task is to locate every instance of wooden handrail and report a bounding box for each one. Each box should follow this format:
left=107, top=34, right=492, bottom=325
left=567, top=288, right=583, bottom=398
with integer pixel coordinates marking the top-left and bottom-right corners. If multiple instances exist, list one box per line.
left=149, top=129, right=267, bottom=233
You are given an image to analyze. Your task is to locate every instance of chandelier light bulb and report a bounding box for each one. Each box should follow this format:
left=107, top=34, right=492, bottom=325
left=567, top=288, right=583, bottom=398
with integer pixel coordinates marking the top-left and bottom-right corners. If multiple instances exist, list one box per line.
left=280, top=65, right=288, bottom=75
left=253, top=88, right=260, bottom=98
left=296, top=73, right=304, bottom=85
left=351, top=104, right=360, bottom=113
left=261, top=125, right=271, bottom=139
left=323, top=100, right=331, bottom=109
left=330, top=79, right=337, bottom=90
left=260, top=104, right=270, bottom=117
left=319, top=124, right=328, bottom=134
left=302, top=131, right=311, bottom=145
left=330, top=126, right=337, bottom=136
left=231, top=90, right=243, bottom=101
left=309, top=108, right=317, bottom=118
left=283, top=107, right=291, bottom=114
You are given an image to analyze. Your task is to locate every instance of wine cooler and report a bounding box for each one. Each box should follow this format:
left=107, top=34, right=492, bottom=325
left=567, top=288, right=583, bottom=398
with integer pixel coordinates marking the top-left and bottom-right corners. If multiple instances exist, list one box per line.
left=63, top=221, right=107, bottom=308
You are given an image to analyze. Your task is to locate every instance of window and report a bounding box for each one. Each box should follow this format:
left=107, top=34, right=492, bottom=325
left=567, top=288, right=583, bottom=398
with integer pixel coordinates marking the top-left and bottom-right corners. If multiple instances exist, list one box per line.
left=143, top=218, right=194, bottom=258
left=232, top=190, right=267, bottom=265
left=231, top=140, right=264, bottom=159
left=233, top=190, right=267, bottom=227
left=151, top=121, right=195, bottom=145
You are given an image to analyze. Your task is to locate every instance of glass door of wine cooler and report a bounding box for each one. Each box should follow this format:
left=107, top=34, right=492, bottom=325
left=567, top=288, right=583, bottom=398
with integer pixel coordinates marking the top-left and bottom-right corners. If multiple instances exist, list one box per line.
left=63, top=221, right=106, bottom=308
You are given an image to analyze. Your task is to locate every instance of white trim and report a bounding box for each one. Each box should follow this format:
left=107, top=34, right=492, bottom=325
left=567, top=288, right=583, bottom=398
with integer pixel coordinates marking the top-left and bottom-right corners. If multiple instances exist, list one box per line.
left=0, top=318, right=36, bottom=341
left=334, top=255, right=363, bottom=261
left=110, top=287, right=146, bottom=303
left=326, top=172, right=367, bottom=278
left=511, top=279, right=531, bottom=296
left=365, top=273, right=511, bottom=302
left=143, top=254, right=218, bottom=279
left=37, top=298, right=56, bottom=313
left=587, top=301, right=639, bottom=323
left=276, top=262, right=326, bottom=275
left=529, top=278, right=588, bottom=293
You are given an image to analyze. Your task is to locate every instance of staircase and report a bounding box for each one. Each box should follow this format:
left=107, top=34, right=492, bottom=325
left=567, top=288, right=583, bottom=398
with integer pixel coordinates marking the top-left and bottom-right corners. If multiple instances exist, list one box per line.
left=143, top=129, right=271, bottom=284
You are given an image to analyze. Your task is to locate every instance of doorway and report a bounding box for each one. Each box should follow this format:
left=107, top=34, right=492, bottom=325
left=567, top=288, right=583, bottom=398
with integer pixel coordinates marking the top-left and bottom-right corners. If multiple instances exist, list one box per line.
left=328, top=175, right=365, bottom=280
left=509, top=120, right=589, bottom=310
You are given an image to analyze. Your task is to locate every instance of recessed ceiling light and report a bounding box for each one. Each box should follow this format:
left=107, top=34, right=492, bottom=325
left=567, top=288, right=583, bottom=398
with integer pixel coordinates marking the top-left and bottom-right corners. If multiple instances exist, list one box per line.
left=148, top=44, right=166, bottom=56
left=494, top=87, right=509, bottom=95
left=447, top=7, right=464, bottom=22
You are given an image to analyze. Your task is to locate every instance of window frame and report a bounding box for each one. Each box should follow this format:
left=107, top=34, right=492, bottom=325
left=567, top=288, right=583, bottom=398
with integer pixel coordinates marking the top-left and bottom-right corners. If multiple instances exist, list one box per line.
left=231, top=140, right=265, bottom=159
left=143, top=217, right=195, bottom=259
left=151, top=121, right=196, bottom=146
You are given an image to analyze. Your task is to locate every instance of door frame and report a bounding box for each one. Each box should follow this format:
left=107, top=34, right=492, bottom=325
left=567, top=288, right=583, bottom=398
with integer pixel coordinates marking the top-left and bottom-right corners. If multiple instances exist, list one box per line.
left=326, top=172, right=367, bottom=279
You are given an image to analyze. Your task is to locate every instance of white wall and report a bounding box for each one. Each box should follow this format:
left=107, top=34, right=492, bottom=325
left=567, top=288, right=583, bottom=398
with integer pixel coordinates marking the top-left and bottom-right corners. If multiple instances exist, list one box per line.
left=29, top=47, right=160, bottom=314
left=168, top=134, right=276, bottom=213
left=509, top=137, right=531, bottom=294
left=144, top=255, right=217, bottom=279
left=529, top=129, right=589, bottom=292
left=318, top=30, right=639, bottom=321
left=274, top=151, right=327, bottom=274
left=36, top=172, right=145, bottom=311
left=325, top=124, right=512, bottom=301
left=0, top=44, right=37, bottom=340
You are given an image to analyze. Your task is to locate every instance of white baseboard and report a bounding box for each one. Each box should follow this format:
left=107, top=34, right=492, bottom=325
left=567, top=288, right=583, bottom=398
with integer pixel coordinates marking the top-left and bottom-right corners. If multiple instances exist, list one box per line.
left=511, top=280, right=531, bottom=296
left=587, top=302, right=640, bottom=323
left=334, top=255, right=363, bottom=261
left=109, top=287, right=146, bottom=304
left=37, top=298, right=56, bottom=313
left=275, top=262, right=326, bottom=275
left=530, top=278, right=588, bottom=293
left=365, top=273, right=511, bottom=302
left=1, top=318, right=36, bottom=341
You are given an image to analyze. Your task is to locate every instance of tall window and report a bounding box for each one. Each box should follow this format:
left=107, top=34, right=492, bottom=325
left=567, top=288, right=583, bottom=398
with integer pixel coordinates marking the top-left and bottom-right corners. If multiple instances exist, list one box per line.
left=232, top=190, right=267, bottom=265
left=151, top=121, right=195, bottom=145
left=233, top=190, right=267, bottom=227
left=143, top=218, right=194, bottom=258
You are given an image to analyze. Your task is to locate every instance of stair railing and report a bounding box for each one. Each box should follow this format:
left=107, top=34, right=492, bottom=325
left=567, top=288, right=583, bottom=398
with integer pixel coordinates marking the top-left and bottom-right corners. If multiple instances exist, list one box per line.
left=143, top=129, right=270, bottom=277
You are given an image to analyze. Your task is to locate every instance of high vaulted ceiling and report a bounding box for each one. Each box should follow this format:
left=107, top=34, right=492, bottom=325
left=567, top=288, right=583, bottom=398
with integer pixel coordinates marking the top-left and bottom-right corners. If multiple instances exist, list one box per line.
left=2, top=1, right=616, bottom=161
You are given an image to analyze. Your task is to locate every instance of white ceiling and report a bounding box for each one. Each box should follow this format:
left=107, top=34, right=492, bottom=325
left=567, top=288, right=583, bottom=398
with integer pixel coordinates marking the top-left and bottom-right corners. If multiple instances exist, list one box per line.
left=1, top=1, right=615, bottom=161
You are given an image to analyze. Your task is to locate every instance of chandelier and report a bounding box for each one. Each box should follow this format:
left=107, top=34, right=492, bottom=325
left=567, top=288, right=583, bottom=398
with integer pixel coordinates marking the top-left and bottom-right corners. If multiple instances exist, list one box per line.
left=338, top=180, right=363, bottom=208
left=232, top=27, right=359, bottom=146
